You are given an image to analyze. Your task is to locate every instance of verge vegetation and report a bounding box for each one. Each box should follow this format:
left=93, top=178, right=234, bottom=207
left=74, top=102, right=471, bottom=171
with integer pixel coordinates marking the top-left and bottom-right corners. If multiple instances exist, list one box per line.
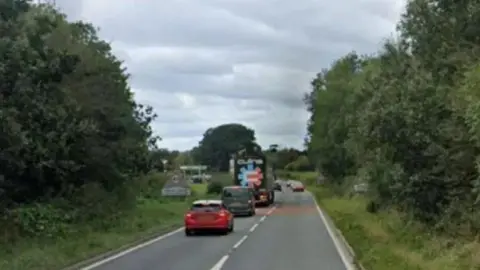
left=298, top=1, right=480, bottom=269
left=0, top=1, right=218, bottom=269
left=286, top=171, right=480, bottom=270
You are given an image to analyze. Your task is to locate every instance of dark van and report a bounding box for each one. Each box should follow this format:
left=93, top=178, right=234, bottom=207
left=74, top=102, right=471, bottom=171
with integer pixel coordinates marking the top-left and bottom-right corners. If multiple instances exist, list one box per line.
left=221, top=186, right=255, bottom=216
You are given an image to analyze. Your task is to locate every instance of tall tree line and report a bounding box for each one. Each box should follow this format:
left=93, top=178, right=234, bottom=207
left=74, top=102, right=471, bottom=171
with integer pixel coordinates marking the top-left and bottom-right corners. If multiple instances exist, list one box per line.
left=1, top=1, right=158, bottom=240
left=305, top=0, right=480, bottom=233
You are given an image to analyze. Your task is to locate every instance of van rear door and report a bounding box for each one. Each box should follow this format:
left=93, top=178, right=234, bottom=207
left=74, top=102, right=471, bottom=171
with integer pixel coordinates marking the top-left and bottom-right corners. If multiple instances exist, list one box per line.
left=222, top=187, right=250, bottom=208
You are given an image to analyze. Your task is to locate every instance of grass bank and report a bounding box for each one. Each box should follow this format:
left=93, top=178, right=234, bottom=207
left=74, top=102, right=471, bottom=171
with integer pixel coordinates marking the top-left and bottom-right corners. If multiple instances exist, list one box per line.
left=0, top=175, right=219, bottom=270
left=209, top=172, right=232, bottom=185
left=291, top=171, right=480, bottom=270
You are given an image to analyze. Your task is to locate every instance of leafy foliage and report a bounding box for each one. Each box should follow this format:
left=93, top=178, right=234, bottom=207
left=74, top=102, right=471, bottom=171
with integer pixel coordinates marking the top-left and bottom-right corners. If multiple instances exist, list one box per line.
left=194, top=123, right=256, bottom=171
left=305, top=0, right=480, bottom=233
left=285, top=155, right=312, bottom=171
left=0, top=1, right=158, bottom=243
left=206, top=181, right=224, bottom=195
left=265, top=147, right=307, bottom=170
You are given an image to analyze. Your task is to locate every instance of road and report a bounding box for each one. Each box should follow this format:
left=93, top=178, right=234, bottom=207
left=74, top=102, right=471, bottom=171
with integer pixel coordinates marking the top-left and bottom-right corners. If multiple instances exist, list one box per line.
left=83, top=184, right=353, bottom=270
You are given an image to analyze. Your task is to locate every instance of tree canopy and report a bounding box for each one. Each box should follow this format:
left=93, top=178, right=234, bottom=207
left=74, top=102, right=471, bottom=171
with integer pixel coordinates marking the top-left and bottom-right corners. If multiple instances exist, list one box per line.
left=1, top=1, right=158, bottom=239
left=305, top=0, right=480, bottom=231
left=194, top=123, right=256, bottom=171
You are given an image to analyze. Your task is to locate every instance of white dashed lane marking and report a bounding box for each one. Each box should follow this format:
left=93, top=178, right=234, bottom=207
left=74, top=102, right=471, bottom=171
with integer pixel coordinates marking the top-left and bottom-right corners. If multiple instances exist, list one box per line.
left=210, top=255, right=229, bottom=270
left=233, top=235, right=248, bottom=250
left=210, top=205, right=277, bottom=270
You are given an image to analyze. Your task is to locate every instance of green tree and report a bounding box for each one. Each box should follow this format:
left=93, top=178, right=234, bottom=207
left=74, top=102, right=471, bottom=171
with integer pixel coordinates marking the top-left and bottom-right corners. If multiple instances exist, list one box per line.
left=0, top=1, right=157, bottom=232
left=285, top=155, right=312, bottom=171
left=195, top=123, right=256, bottom=171
left=305, top=52, right=362, bottom=182
left=173, top=151, right=194, bottom=167
left=305, top=0, right=480, bottom=232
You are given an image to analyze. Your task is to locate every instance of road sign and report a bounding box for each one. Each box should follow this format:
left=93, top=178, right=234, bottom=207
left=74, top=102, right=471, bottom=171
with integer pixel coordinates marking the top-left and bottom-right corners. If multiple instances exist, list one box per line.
left=179, top=165, right=207, bottom=170
left=162, top=171, right=191, bottom=197
left=161, top=186, right=191, bottom=197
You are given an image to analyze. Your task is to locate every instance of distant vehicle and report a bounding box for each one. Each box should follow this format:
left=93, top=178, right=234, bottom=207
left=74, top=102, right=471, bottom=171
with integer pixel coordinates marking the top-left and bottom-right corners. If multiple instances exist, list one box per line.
left=273, top=180, right=282, bottom=191
left=184, top=200, right=234, bottom=236
left=190, top=175, right=203, bottom=184
left=221, top=186, right=255, bottom=216
left=230, top=143, right=275, bottom=206
left=291, top=183, right=305, bottom=192
left=190, top=173, right=212, bottom=183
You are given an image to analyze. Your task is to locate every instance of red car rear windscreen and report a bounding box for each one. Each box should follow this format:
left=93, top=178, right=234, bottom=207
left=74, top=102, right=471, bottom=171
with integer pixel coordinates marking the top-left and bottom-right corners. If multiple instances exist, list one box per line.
left=191, top=203, right=222, bottom=212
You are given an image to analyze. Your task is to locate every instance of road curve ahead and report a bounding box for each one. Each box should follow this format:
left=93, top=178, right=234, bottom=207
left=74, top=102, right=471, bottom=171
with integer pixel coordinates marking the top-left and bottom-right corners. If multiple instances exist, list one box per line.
left=217, top=189, right=351, bottom=270
left=82, top=187, right=353, bottom=270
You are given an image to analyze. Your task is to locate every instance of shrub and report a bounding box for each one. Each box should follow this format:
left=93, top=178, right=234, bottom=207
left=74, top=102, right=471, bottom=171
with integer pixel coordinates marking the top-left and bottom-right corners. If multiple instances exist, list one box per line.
left=207, top=181, right=224, bottom=194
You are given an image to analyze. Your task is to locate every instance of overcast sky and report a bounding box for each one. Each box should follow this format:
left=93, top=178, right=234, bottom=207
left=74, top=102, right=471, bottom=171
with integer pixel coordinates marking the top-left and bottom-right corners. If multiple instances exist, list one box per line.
left=52, top=0, right=405, bottom=151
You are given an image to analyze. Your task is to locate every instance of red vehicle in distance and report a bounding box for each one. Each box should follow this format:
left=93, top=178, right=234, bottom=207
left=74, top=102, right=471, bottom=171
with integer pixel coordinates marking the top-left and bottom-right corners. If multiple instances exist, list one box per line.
left=291, top=183, right=305, bottom=192
left=184, top=200, right=234, bottom=236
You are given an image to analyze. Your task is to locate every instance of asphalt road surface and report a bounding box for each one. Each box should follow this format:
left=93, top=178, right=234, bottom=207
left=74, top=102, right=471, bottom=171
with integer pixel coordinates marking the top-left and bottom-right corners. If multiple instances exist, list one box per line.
left=83, top=185, right=353, bottom=270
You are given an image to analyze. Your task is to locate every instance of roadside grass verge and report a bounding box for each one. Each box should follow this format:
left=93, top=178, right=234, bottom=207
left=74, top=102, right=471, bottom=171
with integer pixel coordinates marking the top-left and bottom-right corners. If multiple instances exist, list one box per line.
left=191, top=183, right=221, bottom=199
left=0, top=174, right=213, bottom=270
left=191, top=182, right=208, bottom=195
left=291, top=171, right=480, bottom=270
left=0, top=199, right=189, bottom=270
left=209, top=172, right=232, bottom=185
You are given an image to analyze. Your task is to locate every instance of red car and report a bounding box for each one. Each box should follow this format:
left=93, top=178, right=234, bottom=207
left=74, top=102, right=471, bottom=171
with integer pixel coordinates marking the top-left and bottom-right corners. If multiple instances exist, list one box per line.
left=292, top=184, right=305, bottom=192
left=184, top=200, right=234, bottom=236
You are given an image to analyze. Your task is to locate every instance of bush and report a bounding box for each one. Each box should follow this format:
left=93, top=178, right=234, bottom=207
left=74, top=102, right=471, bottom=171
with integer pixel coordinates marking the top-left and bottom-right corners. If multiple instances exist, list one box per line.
left=276, top=171, right=292, bottom=179
left=303, top=0, right=480, bottom=234
left=138, top=172, right=168, bottom=199
left=6, top=203, right=73, bottom=239
left=0, top=1, right=158, bottom=243
left=207, top=181, right=224, bottom=194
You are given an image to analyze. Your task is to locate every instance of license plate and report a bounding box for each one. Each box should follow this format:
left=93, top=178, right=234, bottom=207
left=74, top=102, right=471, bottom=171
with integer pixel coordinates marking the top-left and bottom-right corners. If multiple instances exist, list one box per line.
left=198, top=216, right=213, bottom=221
left=260, top=195, right=266, bottom=200
left=231, top=202, right=241, bottom=207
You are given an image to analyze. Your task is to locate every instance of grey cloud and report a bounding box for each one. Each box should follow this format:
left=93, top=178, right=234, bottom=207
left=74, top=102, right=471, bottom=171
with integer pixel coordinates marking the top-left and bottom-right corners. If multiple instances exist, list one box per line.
left=131, top=89, right=186, bottom=110
left=159, top=136, right=202, bottom=150
left=129, top=62, right=312, bottom=110
left=126, top=48, right=233, bottom=76
left=251, top=109, right=308, bottom=137
left=58, top=0, right=402, bottom=150
left=154, top=122, right=206, bottom=139
left=93, top=1, right=288, bottom=49
left=51, top=0, right=84, bottom=20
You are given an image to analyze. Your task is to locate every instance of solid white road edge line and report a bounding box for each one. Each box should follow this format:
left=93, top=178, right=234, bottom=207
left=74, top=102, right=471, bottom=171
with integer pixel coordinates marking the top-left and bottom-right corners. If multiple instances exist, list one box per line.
left=210, top=255, right=229, bottom=270
left=81, top=227, right=184, bottom=270
left=309, top=192, right=356, bottom=270
left=233, top=235, right=248, bottom=249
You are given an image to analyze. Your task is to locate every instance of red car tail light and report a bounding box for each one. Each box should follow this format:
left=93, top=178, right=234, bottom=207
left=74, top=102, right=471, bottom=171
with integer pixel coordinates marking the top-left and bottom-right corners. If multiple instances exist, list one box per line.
left=185, top=212, right=193, bottom=219
left=218, top=211, right=227, bottom=218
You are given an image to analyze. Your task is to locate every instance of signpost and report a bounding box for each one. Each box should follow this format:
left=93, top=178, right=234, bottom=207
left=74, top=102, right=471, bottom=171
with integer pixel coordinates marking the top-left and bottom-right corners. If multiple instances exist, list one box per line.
left=161, top=159, right=168, bottom=173
left=161, top=171, right=191, bottom=197
left=179, top=165, right=209, bottom=183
